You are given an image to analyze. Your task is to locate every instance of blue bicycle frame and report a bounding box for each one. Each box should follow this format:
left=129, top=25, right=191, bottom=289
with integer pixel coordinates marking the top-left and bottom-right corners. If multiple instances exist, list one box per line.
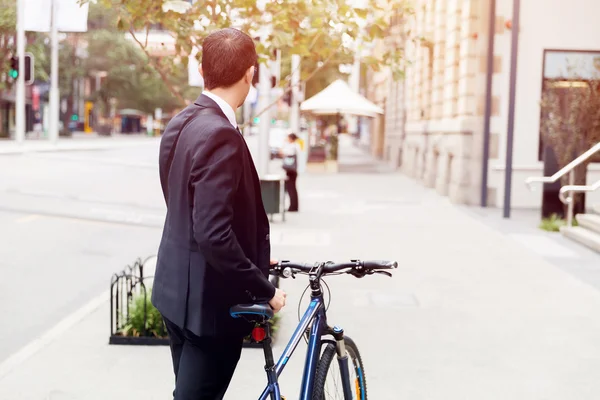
left=257, top=294, right=353, bottom=400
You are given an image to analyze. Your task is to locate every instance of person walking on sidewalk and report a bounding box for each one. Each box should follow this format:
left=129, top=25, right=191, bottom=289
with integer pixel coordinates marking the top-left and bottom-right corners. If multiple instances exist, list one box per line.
left=281, top=133, right=300, bottom=212
left=152, top=28, right=287, bottom=400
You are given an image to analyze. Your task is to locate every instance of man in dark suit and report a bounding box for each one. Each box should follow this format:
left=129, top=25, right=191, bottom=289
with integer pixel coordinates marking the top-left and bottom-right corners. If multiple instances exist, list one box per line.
left=152, top=28, right=286, bottom=400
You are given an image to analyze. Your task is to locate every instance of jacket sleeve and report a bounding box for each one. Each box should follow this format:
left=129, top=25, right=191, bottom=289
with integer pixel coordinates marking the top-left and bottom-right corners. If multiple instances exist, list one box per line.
left=190, top=127, right=276, bottom=301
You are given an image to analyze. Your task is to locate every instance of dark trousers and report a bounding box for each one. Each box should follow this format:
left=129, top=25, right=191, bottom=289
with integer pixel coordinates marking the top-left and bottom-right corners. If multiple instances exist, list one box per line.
left=285, top=171, right=299, bottom=211
left=164, top=318, right=243, bottom=400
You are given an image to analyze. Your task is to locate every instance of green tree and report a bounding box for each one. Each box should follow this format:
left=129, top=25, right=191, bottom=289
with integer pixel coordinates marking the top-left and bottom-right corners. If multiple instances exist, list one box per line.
left=0, top=0, right=16, bottom=92
left=85, top=29, right=192, bottom=115
left=26, top=3, right=193, bottom=128
left=90, top=0, right=413, bottom=123
left=540, top=79, right=600, bottom=213
left=0, top=1, right=49, bottom=91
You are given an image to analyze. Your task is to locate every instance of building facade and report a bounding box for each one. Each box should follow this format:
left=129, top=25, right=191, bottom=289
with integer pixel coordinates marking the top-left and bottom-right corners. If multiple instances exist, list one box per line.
left=381, top=0, right=600, bottom=209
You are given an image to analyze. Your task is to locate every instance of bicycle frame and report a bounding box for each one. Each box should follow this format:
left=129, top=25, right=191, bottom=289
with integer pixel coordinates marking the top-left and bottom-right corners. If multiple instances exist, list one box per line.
left=257, top=293, right=353, bottom=400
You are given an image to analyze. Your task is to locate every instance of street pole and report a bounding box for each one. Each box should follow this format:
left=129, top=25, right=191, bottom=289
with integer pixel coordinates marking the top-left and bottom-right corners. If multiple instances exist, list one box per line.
left=348, top=56, right=361, bottom=137
left=15, top=0, right=26, bottom=144
left=271, top=49, right=281, bottom=86
left=480, top=0, right=496, bottom=207
left=290, top=54, right=301, bottom=135
left=503, top=0, right=521, bottom=218
left=49, top=0, right=60, bottom=143
left=257, top=61, right=271, bottom=176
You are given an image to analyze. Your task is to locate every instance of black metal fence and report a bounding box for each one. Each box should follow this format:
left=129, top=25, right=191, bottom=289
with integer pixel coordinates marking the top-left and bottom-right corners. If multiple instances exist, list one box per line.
left=109, top=255, right=280, bottom=347
left=109, top=255, right=168, bottom=345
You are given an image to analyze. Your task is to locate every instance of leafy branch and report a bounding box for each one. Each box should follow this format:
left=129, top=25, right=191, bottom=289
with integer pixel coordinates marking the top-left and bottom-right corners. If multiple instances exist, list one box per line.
left=128, top=27, right=187, bottom=105
left=89, top=0, right=414, bottom=116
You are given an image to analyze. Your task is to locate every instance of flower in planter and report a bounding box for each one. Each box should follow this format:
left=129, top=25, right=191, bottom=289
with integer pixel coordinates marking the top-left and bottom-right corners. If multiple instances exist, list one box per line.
left=121, top=288, right=168, bottom=338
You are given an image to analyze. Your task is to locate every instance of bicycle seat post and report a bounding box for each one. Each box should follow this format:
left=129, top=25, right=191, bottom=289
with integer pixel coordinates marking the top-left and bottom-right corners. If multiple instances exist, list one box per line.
left=262, top=323, right=276, bottom=373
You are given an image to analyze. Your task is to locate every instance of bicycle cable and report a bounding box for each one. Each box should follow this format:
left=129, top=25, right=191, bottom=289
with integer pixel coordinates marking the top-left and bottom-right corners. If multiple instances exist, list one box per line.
left=297, top=277, right=332, bottom=344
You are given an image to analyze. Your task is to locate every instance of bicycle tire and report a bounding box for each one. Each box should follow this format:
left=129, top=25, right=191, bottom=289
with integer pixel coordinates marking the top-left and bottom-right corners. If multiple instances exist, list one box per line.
left=312, top=336, right=367, bottom=400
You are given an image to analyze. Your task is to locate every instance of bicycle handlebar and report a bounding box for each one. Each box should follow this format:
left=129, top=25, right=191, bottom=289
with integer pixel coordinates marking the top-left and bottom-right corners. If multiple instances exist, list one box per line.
left=271, top=259, right=398, bottom=279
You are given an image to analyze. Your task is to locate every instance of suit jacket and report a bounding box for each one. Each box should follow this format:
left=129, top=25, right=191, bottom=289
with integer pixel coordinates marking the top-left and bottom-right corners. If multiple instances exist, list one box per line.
left=151, top=94, right=275, bottom=338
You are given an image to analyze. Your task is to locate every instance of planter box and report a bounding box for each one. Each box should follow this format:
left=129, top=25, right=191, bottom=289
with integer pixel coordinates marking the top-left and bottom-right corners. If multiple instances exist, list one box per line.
left=109, top=257, right=281, bottom=348
left=109, top=335, right=169, bottom=346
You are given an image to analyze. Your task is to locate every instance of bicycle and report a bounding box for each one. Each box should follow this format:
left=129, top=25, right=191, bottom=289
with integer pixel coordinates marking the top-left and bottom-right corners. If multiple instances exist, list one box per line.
left=230, top=259, right=398, bottom=400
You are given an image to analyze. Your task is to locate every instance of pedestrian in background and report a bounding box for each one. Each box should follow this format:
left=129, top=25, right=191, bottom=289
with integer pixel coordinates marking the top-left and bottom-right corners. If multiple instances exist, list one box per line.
left=281, top=133, right=300, bottom=212
left=152, top=28, right=286, bottom=400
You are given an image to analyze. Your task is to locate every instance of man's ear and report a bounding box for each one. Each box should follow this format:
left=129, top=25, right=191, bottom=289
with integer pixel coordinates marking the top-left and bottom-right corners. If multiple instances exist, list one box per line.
left=245, top=65, right=254, bottom=84
left=199, top=65, right=204, bottom=78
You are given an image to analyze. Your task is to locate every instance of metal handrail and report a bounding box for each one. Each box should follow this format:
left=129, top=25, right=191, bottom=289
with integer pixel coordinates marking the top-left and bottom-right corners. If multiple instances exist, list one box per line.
left=525, top=141, right=600, bottom=227
left=524, top=142, right=600, bottom=189
left=559, top=179, right=600, bottom=204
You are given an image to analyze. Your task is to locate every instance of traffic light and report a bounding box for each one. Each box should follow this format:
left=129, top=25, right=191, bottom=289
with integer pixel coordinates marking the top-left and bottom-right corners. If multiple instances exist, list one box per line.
left=7, top=54, right=34, bottom=84
left=24, top=54, right=32, bottom=84
left=9, top=57, right=18, bottom=79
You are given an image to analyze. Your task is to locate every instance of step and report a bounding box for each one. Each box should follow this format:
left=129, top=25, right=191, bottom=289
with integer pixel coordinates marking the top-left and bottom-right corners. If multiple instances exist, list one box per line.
left=593, top=204, right=600, bottom=215
left=561, top=226, right=600, bottom=253
left=577, top=213, right=600, bottom=234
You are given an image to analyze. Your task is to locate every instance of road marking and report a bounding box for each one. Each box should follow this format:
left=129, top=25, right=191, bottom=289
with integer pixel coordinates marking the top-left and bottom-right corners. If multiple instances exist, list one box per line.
left=0, top=291, right=108, bottom=381
left=15, top=214, right=41, bottom=223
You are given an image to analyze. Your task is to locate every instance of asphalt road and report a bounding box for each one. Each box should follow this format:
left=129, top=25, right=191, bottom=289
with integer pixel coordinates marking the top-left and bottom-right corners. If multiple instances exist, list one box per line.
left=0, top=141, right=165, bottom=362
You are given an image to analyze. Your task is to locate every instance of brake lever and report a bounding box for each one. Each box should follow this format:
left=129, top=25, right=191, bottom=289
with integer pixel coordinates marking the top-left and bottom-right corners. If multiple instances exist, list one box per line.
left=374, top=270, right=392, bottom=278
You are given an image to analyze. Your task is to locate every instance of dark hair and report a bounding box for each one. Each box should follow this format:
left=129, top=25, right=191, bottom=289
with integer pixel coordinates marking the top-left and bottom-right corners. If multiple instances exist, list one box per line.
left=201, top=28, right=258, bottom=90
left=288, top=133, right=298, bottom=141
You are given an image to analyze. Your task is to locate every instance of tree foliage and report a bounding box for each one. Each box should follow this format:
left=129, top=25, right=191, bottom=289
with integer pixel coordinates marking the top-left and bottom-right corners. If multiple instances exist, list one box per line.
left=540, top=79, right=600, bottom=210
left=540, top=81, right=600, bottom=170
left=1, top=2, right=190, bottom=116
left=0, top=0, right=17, bottom=92
left=90, top=0, right=413, bottom=117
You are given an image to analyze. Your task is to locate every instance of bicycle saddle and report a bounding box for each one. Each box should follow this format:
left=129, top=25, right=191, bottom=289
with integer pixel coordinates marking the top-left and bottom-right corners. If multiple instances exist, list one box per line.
left=230, top=303, right=274, bottom=320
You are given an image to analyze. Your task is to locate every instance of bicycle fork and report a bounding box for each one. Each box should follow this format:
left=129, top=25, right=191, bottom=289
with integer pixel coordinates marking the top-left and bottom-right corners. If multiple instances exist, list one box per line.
left=332, top=326, right=354, bottom=400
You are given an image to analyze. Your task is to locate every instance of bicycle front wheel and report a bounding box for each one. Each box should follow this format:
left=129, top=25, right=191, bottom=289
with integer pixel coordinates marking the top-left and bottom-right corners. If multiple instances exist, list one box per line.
left=312, top=336, right=367, bottom=400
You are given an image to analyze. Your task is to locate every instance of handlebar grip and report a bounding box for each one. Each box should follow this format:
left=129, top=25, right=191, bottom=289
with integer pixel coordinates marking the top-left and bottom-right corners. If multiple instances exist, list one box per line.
left=362, top=260, right=398, bottom=270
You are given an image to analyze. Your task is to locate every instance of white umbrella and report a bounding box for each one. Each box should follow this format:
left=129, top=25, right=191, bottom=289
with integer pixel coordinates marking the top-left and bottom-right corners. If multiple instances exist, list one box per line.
left=300, top=79, right=384, bottom=117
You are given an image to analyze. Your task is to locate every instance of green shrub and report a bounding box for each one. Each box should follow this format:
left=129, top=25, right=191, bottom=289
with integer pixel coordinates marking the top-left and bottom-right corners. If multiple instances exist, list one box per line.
left=121, top=288, right=167, bottom=338
left=539, top=213, right=578, bottom=232
left=121, top=287, right=281, bottom=342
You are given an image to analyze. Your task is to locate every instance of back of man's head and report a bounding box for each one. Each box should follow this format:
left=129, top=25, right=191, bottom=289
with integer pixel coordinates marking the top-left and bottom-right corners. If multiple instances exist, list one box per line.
left=202, top=28, right=258, bottom=90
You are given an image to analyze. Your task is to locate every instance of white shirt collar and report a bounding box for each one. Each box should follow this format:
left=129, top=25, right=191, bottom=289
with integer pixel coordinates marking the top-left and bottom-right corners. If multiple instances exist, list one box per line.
left=202, top=90, right=238, bottom=129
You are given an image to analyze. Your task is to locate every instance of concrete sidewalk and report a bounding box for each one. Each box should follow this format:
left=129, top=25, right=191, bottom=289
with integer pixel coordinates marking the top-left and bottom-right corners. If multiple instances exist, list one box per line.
left=0, top=134, right=159, bottom=155
left=2, top=152, right=600, bottom=399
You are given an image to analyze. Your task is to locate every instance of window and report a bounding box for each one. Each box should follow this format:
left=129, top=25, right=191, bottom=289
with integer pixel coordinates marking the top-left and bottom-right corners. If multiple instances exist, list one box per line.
left=539, top=50, right=600, bottom=161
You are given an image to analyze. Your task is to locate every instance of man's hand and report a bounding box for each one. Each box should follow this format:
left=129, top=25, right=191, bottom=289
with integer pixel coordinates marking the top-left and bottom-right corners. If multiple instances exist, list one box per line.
left=269, top=288, right=287, bottom=313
